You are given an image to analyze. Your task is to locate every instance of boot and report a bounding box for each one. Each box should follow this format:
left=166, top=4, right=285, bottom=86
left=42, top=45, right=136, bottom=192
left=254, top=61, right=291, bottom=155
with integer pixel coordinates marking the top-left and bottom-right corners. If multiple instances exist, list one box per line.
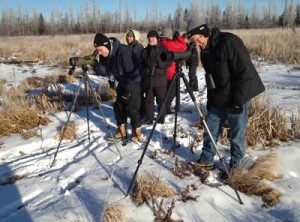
left=131, top=127, right=142, bottom=142
left=110, top=124, right=126, bottom=140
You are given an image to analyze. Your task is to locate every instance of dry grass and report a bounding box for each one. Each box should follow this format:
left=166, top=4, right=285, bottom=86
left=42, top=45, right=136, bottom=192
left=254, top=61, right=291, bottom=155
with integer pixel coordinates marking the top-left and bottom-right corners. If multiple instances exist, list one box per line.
left=0, top=106, right=51, bottom=138
left=228, top=28, right=300, bottom=64
left=132, top=173, right=177, bottom=206
left=21, top=130, right=39, bottom=140
left=101, top=204, right=126, bottom=222
left=230, top=153, right=282, bottom=208
left=246, top=96, right=296, bottom=148
left=0, top=78, right=6, bottom=96
left=55, top=121, right=77, bottom=141
left=218, top=95, right=300, bottom=149
left=0, top=87, right=55, bottom=138
left=31, top=93, right=67, bottom=114
left=0, top=28, right=299, bottom=65
left=290, top=109, right=300, bottom=139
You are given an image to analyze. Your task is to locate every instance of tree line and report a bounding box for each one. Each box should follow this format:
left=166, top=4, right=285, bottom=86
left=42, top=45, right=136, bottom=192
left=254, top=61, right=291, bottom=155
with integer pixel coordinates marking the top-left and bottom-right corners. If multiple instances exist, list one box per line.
left=0, top=0, right=299, bottom=36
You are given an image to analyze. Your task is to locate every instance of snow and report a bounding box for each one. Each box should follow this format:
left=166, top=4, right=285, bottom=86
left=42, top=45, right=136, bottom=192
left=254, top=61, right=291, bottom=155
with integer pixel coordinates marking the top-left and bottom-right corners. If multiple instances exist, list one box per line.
left=0, top=61, right=299, bottom=222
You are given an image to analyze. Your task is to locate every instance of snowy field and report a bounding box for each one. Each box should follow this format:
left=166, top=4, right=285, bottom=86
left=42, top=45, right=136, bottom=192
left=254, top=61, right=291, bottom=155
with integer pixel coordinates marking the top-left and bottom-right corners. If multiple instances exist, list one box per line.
left=0, top=61, right=299, bottom=222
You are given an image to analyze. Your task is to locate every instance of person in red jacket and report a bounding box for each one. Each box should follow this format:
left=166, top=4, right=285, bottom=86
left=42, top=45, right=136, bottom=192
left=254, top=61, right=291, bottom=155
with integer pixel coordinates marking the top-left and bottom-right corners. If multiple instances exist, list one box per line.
left=161, top=28, right=187, bottom=114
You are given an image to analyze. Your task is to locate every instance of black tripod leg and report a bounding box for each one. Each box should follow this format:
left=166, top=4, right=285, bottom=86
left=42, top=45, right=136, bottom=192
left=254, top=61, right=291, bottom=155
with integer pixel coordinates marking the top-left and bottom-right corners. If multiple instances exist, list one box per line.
left=50, top=76, right=84, bottom=168
left=84, top=74, right=122, bottom=158
left=180, top=73, right=243, bottom=204
left=172, top=76, right=181, bottom=157
left=84, top=78, right=91, bottom=142
left=125, top=73, right=178, bottom=197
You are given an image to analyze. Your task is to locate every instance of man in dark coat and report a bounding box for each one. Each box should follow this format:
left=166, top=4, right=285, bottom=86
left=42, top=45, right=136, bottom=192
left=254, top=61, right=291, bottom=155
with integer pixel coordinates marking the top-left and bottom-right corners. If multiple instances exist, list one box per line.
left=124, top=29, right=146, bottom=117
left=93, top=33, right=142, bottom=142
left=187, top=24, right=265, bottom=169
left=141, top=30, right=171, bottom=125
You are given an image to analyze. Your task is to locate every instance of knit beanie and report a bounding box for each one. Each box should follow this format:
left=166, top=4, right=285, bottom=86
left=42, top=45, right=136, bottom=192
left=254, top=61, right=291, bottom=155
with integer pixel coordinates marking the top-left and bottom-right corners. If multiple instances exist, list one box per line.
left=187, top=24, right=211, bottom=38
left=126, top=30, right=135, bottom=38
left=147, top=30, right=159, bottom=39
left=93, top=33, right=111, bottom=51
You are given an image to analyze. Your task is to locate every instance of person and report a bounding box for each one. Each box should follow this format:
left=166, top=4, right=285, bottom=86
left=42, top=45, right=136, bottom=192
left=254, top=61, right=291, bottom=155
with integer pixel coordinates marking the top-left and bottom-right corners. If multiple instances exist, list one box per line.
left=93, top=33, right=142, bottom=142
left=187, top=24, right=265, bottom=169
left=160, top=28, right=187, bottom=114
left=141, top=30, right=171, bottom=125
left=182, top=33, right=199, bottom=91
left=124, top=29, right=146, bottom=118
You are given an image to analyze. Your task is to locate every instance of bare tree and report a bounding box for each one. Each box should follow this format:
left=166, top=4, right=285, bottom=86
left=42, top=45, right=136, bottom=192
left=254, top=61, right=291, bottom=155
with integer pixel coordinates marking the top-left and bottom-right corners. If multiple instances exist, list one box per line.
left=173, top=2, right=184, bottom=31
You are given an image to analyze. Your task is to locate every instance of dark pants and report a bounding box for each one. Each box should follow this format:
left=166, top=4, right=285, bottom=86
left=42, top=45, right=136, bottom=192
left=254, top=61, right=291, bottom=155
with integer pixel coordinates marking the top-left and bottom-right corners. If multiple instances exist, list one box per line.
left=145, top=85, right=166, bottom=121
left=165, top=78, right=181, bottom=112
left=114, top=84, right=141, bottom=129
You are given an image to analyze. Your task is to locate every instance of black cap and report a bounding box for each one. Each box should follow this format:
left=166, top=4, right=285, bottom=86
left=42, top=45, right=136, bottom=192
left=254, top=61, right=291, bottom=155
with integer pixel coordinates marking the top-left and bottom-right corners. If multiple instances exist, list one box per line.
left=147, top=30, right=159, bottom=39
left=93, top=33, right=111, bottom=51
left=187, top=24, right=211, bottom=38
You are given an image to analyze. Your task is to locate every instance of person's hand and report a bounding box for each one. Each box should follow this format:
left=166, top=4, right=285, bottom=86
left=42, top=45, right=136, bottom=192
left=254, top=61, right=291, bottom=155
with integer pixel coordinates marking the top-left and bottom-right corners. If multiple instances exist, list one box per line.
left=231, top=103, right=243, bottom=114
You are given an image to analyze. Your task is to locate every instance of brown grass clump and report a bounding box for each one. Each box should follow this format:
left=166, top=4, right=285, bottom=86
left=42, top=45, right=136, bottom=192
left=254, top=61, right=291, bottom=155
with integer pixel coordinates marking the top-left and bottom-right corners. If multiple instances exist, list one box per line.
left=55, top=121, right=77, bottom=141
left=22, top=76, right=45, bottom=89
left=290, top=109, right=300, bottom=139
left=132, top=173, right=177, bottom=206
left=0, top=78, right=6, bottom=96
left=230, top=153, right=282, bottom=208
left=173, top=157, right=192, bottom=179
left=21, top=130, right=39, bottom=140
left=101, top=88, right=117, bottom=101
left=32, top=93, right=67, bottom=114
left=152, top=199, right=183, bottom=222
left=101, top=204, right=126, bottom=222
left=0, top=107, right=51, bottom=138
left=246, top=96, right=294, bottom=148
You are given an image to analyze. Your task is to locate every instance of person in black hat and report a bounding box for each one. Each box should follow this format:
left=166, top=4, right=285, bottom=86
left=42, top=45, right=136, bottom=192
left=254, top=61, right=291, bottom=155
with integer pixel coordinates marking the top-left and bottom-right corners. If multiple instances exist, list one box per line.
left=140, top=30, right=171, bottom=125
left=187, top=24, right=265, bottom=170
left=94, top=33, right=142, bottom=142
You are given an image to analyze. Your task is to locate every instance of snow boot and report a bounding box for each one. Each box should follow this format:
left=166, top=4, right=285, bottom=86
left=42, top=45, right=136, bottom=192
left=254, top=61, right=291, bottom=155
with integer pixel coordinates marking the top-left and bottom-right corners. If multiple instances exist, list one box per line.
left=131, top=127, right=142, bottom=142
left=108, top=124, right=126, bottom=141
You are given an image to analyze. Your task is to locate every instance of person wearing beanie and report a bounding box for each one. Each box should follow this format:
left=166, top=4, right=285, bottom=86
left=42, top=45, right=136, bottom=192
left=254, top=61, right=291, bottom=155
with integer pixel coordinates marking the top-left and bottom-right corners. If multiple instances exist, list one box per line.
left=187, top=24, right=265, bottom=170
left=93, top=32, right=143, bottom=142
left=140, top=30, right=171, bottom=125
left=160, top=28, right=187, bottom=114
left=124, top=29, right=146, bottom=118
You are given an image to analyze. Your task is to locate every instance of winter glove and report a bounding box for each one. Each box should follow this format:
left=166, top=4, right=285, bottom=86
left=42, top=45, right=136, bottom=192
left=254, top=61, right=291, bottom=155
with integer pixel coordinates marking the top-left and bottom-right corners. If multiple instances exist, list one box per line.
left=231, top=103, right=243, bottom=114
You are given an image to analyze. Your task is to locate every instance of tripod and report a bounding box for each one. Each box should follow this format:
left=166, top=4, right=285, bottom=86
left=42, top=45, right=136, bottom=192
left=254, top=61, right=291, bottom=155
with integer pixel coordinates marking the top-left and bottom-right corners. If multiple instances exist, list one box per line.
left=126, top=62, right=243, bottom=204
left=50, top=65, right=122, bottom=168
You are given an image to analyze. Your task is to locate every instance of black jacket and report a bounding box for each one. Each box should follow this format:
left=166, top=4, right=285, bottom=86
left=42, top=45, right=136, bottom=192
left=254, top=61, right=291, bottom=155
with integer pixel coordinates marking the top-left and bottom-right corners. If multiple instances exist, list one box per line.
left=141, top=44, right=171, bottom=88
left=100, top=38, right=141, bottom=88
left=201, top=28, right=265, bottom=108
left=130, top=40, right=144, bottom=62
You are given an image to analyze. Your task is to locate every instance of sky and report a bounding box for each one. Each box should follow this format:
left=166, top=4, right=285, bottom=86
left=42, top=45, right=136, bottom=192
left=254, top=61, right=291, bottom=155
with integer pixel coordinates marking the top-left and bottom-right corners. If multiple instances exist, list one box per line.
left=0, top=0, right=289, bottom=21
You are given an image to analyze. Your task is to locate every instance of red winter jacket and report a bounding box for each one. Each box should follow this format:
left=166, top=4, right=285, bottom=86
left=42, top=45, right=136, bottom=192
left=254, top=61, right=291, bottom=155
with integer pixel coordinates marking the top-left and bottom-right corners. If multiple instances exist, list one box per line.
left=161, top=36, right=187, bottom=80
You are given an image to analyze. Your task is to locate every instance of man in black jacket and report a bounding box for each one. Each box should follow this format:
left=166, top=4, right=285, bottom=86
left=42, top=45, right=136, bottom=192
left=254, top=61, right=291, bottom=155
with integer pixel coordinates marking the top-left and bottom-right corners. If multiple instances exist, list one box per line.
left=187, top=24, right=265, bottom=169
left=93, top=33, right=142, bottom=142
left=141, top=30, right=171, bottom=125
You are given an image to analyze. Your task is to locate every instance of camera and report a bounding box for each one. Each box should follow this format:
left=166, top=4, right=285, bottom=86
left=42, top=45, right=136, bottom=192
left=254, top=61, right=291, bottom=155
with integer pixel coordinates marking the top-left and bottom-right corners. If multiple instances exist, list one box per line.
left=161, top=49, right=192, bottom=62
left=68, top=51, right=98, bottom=75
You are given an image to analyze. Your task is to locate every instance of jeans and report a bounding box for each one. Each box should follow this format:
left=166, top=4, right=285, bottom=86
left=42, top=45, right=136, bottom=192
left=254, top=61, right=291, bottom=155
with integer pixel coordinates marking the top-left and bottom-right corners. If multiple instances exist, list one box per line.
left=199, top=101, right=250, bottom=168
